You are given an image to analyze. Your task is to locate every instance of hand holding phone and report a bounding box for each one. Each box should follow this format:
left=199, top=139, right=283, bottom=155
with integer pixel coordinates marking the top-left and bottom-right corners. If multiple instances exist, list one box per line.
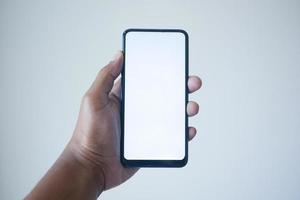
left=25, top=30, right=202, bottom=198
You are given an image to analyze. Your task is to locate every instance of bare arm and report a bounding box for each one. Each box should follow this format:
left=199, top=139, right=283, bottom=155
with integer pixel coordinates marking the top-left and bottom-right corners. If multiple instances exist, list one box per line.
left=25, top=146, right=102, bottom=199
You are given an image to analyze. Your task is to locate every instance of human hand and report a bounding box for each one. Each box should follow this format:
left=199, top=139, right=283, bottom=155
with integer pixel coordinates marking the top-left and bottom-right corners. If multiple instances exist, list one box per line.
left=68, top=51, right=202, bottom=193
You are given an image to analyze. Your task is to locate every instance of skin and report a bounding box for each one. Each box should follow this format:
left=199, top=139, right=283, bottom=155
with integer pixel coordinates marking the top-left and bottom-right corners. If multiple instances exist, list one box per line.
left=25, top=51, right=202, bottom=199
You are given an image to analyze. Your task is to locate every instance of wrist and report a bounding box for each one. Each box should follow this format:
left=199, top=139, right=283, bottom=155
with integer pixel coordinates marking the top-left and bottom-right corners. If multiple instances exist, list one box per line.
left=25, top=138, right=104, bottom=200
left=66, top=137, right=106, bottom=194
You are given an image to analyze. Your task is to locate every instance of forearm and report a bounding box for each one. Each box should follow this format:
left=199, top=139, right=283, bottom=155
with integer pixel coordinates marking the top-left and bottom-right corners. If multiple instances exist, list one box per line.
left=25, top=144, right=104, bottom=200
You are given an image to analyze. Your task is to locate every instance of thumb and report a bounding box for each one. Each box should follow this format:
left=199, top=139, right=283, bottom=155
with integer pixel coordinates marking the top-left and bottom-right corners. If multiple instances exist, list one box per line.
left=88, top=51, right=123, bottom=105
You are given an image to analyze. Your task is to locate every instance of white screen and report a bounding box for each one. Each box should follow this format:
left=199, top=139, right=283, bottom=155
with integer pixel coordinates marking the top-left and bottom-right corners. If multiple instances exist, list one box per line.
left=124, top=31, right=186, bottom=160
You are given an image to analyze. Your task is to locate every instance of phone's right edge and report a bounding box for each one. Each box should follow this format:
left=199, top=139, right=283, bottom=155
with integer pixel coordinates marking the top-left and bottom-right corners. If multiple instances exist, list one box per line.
left=177, top=29, right=189, bottom=168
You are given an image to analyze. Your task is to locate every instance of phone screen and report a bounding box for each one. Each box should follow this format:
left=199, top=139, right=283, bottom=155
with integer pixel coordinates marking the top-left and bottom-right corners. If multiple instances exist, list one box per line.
left=121, top=29, right=188, bottom=167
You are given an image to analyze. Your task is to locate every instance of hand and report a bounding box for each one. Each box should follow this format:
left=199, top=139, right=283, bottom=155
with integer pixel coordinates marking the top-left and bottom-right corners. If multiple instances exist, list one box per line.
left=68, top=51, right=202, bottom=193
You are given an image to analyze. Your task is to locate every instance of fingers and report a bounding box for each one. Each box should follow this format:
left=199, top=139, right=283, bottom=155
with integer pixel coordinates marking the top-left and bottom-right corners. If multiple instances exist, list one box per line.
left=187, top=101, right=199, bottom=116
left=88, top=51, right=123, bottom=104
left=187, top=75, right=200, bottom=140
left=187, top=101, right=199, bottom=141
left=188, top=127, right=197, bottom=141
left=187, top=76, right=201, bottom=141
left=188, top=76, right=202, bottom=93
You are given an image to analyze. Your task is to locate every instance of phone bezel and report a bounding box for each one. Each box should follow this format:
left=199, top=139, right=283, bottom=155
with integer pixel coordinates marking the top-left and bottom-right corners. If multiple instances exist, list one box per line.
left=120, top=28, right=189, bottom=167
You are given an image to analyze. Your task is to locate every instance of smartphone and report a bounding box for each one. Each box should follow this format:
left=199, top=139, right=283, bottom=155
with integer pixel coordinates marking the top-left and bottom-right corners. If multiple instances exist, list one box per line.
left=121, top=29, right=188, bottom=167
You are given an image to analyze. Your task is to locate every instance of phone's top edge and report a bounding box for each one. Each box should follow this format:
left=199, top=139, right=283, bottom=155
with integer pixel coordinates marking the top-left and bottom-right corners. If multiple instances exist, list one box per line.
left=123, top=28, right=189, bottom=37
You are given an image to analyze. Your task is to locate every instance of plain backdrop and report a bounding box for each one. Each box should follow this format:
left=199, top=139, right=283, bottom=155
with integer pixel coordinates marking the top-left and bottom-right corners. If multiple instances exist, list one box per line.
left=0, top=0, right=299, bottom=199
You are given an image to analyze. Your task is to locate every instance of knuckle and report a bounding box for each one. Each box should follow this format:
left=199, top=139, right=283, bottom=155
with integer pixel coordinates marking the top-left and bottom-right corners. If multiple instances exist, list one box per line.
left=82, top=92, right=96, bottom=108
left=100, top=65, right=110, bottom=76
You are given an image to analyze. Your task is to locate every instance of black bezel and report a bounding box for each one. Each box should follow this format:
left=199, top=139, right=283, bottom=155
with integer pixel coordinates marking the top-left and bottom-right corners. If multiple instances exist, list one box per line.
left=120, top=28, right=189, bottom=167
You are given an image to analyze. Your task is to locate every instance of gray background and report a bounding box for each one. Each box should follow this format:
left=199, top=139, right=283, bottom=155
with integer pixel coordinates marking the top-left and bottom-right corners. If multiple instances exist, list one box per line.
left=0, top=0, right=299, bottom=199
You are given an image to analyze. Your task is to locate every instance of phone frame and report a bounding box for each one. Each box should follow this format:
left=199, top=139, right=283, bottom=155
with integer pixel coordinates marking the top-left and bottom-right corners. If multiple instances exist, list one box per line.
left=120, top=28, right=189, bottom=167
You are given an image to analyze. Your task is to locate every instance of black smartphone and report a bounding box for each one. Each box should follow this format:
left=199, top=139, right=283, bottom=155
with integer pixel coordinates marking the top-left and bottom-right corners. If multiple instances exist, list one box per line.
left=121, top=29, right=189, bottom=167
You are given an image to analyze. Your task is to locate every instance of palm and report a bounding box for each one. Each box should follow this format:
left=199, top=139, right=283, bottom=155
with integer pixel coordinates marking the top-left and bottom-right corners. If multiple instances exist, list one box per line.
left=75, top=86, right=138, bottom=190
left=93, top=94, right=138, bottom=190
